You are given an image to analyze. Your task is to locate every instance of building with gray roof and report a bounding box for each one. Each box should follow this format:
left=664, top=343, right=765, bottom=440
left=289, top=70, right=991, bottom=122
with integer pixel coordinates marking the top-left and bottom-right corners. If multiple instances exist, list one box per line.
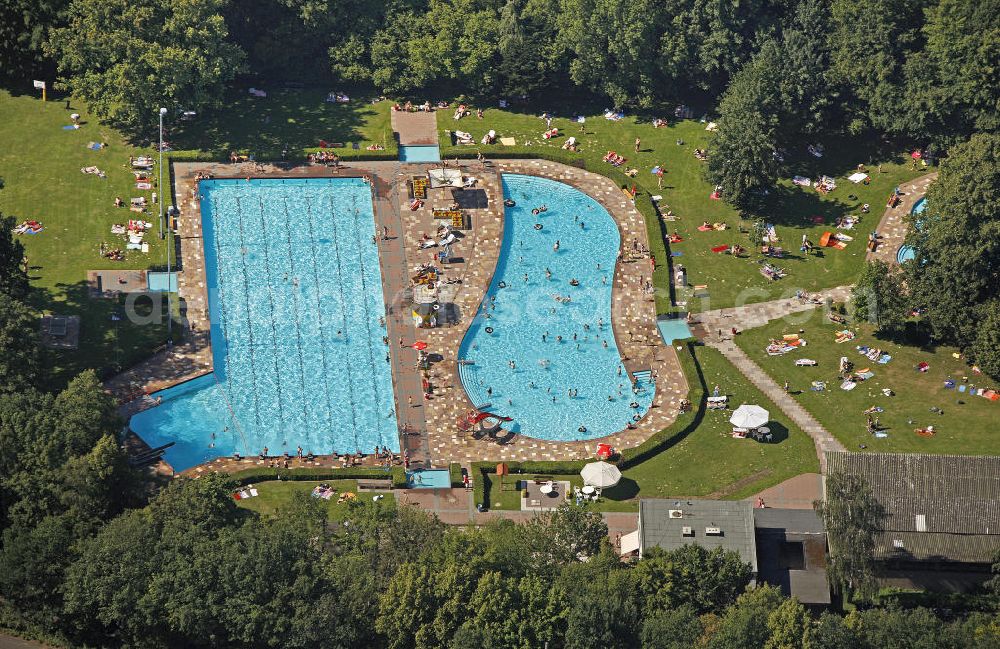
left=825, top=451, right=1000, bottom=566
left=637, top=499, right=757, bottom=572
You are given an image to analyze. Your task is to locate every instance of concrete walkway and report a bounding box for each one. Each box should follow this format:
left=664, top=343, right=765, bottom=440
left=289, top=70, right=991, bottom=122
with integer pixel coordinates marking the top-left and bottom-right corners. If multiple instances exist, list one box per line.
left=708, top=337, right=845, bottom=472
left=693, top=285, right=853, bottom=344
left=391, top=110, right=438, bottom=146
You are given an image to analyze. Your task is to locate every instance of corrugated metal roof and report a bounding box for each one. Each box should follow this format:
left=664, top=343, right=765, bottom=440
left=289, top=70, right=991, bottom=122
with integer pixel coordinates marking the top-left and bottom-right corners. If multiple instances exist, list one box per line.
left=874, top=532, right=1000, bottom=564
left=639, top=499, right=757, bottom=571
left=826, top=452, right=1000, bottom=563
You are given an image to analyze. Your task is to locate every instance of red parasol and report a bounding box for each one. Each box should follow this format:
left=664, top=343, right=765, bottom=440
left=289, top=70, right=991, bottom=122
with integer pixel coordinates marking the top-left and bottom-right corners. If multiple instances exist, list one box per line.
left=412, top=341, right=428, bottom=350
left=596, top=443, right=614, bottom=459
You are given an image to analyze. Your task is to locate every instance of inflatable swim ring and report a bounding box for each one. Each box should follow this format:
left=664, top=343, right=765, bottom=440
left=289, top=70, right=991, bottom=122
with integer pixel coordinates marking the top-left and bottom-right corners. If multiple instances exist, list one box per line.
left=534, top=223, right=543, bottom=230
left=485, top=326, right=494, bottom=334
left=498, top=281, right=506, bottom=289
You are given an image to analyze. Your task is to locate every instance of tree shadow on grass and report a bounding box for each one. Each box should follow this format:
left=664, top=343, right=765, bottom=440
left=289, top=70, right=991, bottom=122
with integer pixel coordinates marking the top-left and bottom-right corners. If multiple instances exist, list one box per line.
left=168, top=89, right=384, bottom=153
left=28, top=278, right=171, bottom=388
left=765, top=184, right=853, bottom=228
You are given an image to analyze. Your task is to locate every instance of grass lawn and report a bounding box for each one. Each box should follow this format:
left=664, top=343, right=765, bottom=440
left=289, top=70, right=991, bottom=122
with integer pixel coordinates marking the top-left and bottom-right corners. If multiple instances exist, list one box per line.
left=0, top=88, right=397, bottom=382
left=168, top=89, right=397, bottom=157
left=234, top=479, right=395, bottom=520
left=0, top=89, right=169, bottom=384
left=484, top=342, right=820, bottom=512
left=734, top=315, right=1000, bottom=455
left=439, top=108, right=926, bottom=312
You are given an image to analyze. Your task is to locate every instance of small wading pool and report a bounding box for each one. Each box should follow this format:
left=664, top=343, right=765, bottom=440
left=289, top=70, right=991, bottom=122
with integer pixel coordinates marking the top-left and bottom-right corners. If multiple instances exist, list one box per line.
left=399, top=145, right=441, bottom=162
left=657, top=316, right=692, bottom=344
left=407, top=469, right=451, bottom=489
left=896, top=197, right=927, bottom=264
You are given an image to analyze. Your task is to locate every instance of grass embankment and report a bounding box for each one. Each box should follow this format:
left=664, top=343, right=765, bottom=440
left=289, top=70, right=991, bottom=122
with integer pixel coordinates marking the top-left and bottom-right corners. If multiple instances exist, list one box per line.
left=440, top=108, right=926, bottom=312
left=735, top=317, right=1000, bottom=455
left=233, top=479, right=395, bottom=520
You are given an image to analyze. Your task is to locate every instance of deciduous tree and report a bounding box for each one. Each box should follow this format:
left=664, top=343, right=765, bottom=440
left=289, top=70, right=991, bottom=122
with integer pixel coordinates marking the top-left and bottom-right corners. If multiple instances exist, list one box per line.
left=814, top=471, right=886, bottom=598
left=46, top=0, right=245, bottom=137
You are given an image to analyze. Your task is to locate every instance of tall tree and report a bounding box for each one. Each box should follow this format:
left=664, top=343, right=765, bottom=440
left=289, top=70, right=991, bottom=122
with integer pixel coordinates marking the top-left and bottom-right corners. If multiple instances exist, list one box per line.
left=904, top=0, right=1000, bottom=146
left=905, top=134, right=1000, bottom=358
left=635, top=545, right=753, bottom=615
left=814, top=471, right=886, bottom=598
left=525, top=502, right=609, bottom=565
left=706, top=44, right=782, bottom=216
left=46, top=0, right=246, bottom=137
left=640, top=605, right=704, bottom=649
left=707, top=585, right=785, bottom=649
left=0, top=0, right=68, bottom=83
left=827, top=0, right=930, bottom=136
left=0, top=214, right=30, bottom=299
left=852, top=260, right=907, bottom=334
left=970, top=302, right=1000, bottom=379
left=0, top=293, right=43, bottom=392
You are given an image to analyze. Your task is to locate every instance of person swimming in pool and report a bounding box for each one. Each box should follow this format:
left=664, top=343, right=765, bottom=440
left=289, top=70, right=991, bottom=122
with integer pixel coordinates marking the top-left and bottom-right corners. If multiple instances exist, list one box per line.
left=553, top=240, right=560, bottom=251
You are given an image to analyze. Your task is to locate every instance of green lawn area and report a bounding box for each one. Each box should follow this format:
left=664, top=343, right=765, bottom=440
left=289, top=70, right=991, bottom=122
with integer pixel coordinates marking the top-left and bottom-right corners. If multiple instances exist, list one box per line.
left=0, top=89, right=170, bottom=383
left=168, top=89, right=397, bottom=157
left=0, top=89, right=397, bottom=382
left=439, top=108, right=926, bottom=312
left=234, top=479, right=395, bottom=520
left=483, top=342, right=820, bottom=512
left=734, top=316, right=1000, bottom=455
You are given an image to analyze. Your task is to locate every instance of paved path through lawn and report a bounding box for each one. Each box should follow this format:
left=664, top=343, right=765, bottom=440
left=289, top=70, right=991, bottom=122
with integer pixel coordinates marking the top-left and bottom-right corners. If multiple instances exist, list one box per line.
left=693, top=285, right=853, bottom=343
left=692, top=287, right=852, bottom=472
left=706, top=338, right=845, bottom=472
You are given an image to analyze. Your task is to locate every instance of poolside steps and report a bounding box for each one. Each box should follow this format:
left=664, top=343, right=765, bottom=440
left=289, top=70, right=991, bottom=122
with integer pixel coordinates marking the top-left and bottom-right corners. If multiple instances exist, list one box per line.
left=631, top=369, right=653, bottom=384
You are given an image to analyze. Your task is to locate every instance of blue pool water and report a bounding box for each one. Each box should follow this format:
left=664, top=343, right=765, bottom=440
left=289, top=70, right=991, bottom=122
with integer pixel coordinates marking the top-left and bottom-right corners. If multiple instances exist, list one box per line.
left=130, top=178, right=399, bottom=470
left=146, top=271, right=178, bottom=292
left=457, top=174, right=655, bottom=441
left=406, top=469, right=451, bottom=489
left=399, top=145, right=441, bottom=162
left=657, top=316, right=692, bottom=344
left=896, top=197, right=927, bottom=263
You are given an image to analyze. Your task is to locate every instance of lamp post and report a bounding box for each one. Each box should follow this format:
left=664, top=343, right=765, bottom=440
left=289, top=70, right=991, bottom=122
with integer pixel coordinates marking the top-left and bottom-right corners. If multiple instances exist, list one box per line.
left=158, top=107, right=172, bottom=339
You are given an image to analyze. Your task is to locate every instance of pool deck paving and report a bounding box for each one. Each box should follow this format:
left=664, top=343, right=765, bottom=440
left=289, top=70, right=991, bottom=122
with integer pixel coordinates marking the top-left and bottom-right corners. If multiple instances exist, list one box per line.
left=113, top=158, right=688, bottom=473
left=867, top=171, right=936, bottom=265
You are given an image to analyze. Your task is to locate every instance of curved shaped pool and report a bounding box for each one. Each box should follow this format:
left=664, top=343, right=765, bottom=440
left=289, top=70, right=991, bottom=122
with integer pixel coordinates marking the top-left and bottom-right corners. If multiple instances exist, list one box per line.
left=456, top=174, right=654, bottom=441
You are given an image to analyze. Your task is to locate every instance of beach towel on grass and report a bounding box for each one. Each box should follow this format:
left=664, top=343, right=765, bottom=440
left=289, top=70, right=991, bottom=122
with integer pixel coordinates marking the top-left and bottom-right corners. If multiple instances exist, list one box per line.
left=711, top=245, right=729, bottom=253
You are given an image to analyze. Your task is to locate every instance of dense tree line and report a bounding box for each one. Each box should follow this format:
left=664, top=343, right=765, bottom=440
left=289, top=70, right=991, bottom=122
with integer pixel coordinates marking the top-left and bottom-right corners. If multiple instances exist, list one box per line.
left=1, top=0, right=996, bottom=146
left=4, top=472, right=996, bottom=648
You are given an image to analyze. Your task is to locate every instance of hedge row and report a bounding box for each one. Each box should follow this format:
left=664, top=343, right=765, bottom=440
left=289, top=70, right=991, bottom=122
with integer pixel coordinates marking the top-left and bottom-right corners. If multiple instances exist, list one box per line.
left=165, top=149, right=398, bottom=165
left=448, top=463, right=464, bottom=488
left=227, top=465, right=407, bottom=489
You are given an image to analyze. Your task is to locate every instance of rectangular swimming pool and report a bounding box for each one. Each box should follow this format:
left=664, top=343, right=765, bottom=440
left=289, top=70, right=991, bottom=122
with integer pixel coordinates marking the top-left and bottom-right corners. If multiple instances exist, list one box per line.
left=130, top=178, right=399, bottom=470
left=399, top=145, right=441, bottom=162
